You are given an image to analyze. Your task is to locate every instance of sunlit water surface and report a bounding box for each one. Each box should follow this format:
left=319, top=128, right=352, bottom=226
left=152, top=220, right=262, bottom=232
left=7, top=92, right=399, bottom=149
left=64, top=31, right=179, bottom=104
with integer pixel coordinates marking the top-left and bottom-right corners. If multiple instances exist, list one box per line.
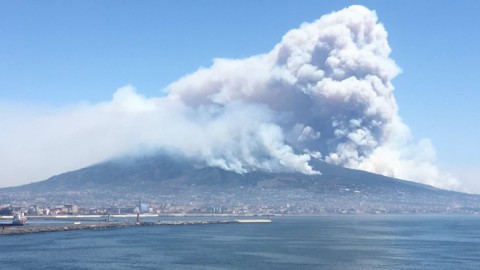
left=1, top=215, right=480, bottom=269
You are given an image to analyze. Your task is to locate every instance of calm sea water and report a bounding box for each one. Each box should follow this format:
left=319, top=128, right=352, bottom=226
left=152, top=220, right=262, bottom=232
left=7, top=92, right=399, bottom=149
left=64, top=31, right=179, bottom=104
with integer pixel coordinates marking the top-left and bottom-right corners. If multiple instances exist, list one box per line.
left=1, top=215, right=480, bottom=269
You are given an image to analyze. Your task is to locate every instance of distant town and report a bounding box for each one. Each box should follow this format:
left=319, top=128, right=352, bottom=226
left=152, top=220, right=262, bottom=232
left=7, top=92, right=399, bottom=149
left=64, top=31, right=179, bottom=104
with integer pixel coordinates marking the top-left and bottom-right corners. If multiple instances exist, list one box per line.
left=2, top=185, right=480, bottom=216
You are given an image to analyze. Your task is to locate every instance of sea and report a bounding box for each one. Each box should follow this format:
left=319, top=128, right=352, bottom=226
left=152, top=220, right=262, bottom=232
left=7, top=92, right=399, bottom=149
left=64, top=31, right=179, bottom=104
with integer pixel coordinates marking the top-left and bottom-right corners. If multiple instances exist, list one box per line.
left=1, top=215, right=480, bottom=270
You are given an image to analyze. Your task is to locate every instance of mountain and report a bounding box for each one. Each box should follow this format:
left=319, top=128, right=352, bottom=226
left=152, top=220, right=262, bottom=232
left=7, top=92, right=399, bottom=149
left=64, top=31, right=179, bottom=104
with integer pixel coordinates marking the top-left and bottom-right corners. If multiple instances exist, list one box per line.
left=1, top=152, right=479, bottom=214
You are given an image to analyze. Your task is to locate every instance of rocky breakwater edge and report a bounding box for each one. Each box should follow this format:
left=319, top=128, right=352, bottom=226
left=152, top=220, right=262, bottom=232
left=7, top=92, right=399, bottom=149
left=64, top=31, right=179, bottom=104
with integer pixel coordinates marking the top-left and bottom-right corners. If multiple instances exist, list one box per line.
left=0, top=219, right=271, bottom=236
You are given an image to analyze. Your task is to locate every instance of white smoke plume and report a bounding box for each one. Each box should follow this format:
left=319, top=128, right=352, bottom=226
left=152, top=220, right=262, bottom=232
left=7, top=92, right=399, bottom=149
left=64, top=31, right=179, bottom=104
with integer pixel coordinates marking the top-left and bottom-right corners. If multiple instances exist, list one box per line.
left=0, top=5, right=458, bottom=189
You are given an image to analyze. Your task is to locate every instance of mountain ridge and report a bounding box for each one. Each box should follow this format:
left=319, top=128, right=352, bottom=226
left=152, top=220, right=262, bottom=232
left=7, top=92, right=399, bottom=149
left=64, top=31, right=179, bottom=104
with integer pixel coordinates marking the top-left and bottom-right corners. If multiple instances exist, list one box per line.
left=1, top=152, right=478, bottom=214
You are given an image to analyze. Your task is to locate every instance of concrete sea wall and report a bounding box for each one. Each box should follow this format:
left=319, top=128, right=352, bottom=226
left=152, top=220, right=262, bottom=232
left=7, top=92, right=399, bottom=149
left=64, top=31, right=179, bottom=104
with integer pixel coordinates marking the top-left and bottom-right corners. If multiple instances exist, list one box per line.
left=0, top=219, right=271, bottom=236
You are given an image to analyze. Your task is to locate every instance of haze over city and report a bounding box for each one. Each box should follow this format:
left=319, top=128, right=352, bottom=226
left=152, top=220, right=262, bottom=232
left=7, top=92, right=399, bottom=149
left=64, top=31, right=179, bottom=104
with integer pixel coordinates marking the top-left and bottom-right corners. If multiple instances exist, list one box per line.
left=0, top=1, right=479, bottom=193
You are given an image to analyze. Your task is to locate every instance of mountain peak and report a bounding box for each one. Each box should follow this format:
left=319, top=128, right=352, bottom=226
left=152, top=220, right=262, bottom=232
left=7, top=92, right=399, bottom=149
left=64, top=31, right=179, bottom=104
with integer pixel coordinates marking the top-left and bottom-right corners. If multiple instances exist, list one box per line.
left=0, top=153, right=477, bottom=214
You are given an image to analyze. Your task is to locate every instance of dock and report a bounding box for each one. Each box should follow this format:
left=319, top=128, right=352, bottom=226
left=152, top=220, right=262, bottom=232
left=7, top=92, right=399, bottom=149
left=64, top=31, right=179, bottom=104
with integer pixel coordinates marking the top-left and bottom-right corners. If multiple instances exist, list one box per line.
left=0, top=219, right=271, bottom=236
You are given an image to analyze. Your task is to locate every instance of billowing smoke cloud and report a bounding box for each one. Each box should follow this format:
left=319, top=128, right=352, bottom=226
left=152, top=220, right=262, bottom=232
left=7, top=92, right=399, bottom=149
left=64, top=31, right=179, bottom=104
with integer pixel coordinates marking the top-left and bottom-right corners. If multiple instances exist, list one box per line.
left=0, top=5, right=458, bottom=189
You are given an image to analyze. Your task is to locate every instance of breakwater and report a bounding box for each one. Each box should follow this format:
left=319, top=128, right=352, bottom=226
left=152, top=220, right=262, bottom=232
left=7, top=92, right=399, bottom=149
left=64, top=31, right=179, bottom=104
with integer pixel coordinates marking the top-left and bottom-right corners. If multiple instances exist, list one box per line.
left=0, top=219, right=271, bottom=236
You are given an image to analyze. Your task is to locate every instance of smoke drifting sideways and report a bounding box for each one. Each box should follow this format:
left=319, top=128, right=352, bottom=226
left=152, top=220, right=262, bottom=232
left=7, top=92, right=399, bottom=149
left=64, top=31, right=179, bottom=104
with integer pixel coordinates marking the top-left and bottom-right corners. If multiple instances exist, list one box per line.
left=0, top=5, right=458, bottom=190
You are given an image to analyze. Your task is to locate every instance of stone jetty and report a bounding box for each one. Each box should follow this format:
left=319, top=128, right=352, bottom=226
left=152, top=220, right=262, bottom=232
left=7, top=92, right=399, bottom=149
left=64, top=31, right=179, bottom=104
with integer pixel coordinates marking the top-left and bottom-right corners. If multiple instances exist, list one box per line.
left=0, top=219, right=271, bottom=236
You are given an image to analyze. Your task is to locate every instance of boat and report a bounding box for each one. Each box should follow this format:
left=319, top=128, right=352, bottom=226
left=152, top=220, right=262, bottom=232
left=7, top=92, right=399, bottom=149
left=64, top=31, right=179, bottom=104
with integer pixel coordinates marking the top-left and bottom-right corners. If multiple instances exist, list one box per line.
left=0, top=205, right=13, bottom=216
left=11, top=211, right=27, bottom=226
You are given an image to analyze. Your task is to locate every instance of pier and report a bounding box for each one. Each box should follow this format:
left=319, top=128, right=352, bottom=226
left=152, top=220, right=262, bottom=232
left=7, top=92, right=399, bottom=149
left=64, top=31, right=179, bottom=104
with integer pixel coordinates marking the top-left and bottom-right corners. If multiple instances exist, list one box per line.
left=0, top=219, right=271, bottom=236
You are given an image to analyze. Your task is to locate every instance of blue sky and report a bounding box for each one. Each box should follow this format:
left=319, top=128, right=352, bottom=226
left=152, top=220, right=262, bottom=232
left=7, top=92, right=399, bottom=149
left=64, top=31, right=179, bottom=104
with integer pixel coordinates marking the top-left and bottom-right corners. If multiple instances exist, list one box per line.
left=1, top=1, right=479, bottom=190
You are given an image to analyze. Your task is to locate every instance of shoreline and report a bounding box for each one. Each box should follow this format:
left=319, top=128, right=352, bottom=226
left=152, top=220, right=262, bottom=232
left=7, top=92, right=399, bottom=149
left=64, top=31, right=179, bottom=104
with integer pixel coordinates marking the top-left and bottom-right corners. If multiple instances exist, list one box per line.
left=0, top=213, right=277, bottom=220
left=0, top=219, right=271, bottom=236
